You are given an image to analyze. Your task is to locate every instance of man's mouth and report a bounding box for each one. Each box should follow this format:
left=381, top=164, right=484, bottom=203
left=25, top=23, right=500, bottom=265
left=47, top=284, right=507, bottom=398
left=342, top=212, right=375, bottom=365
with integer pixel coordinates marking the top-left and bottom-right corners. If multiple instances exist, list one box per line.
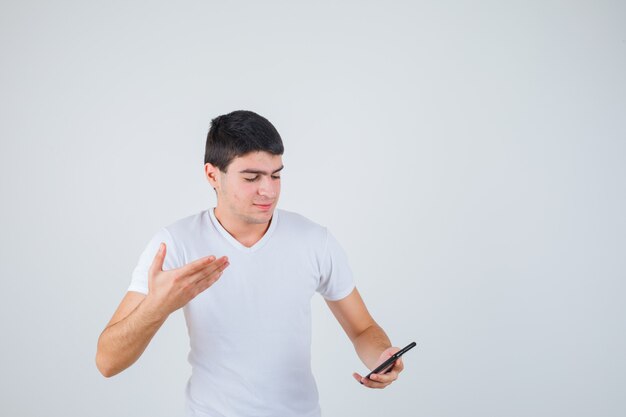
left=254, top=202, right=273, bottom=210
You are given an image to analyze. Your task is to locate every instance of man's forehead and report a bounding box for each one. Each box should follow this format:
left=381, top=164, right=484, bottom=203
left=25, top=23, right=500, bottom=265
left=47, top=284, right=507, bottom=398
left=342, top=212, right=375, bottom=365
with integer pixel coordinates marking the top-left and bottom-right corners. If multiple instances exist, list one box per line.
left=228, top=152, right=283, bottom=172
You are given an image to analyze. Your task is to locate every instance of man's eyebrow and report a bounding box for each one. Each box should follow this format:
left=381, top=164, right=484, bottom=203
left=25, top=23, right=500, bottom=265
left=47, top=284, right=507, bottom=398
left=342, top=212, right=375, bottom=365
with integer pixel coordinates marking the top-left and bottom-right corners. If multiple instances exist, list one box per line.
left=239, top=165, right=284, bottom=175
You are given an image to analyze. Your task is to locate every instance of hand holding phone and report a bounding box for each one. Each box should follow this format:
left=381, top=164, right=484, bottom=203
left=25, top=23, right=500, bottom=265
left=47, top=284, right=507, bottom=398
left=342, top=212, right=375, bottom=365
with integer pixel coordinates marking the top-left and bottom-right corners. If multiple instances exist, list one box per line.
left=365, top=342, right=416, bottom=380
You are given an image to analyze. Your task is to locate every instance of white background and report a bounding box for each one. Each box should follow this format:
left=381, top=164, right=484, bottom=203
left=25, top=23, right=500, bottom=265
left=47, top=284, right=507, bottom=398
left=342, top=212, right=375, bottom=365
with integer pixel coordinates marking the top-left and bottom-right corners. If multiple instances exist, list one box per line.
left=1, top=1, right=625, bottom=416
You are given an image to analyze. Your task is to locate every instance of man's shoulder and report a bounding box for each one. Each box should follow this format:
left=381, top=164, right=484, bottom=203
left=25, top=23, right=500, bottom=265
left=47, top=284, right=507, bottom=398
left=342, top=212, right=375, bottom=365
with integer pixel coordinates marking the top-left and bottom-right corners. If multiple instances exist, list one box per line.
left=277, top=208, right=324, bottom=228
left=277, top=209, right=328, bottom=239
left=162, top=209, right=209, bottom=237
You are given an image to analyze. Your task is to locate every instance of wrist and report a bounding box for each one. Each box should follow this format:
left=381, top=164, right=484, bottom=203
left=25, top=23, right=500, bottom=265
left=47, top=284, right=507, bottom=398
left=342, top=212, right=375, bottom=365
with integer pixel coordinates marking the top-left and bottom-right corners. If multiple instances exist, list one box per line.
left=139, top=294, right=170, bottom=325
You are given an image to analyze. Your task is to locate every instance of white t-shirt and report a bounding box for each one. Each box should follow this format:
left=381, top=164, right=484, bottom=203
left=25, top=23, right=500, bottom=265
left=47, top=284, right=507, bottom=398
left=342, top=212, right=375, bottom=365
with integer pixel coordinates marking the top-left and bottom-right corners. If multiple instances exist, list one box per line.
left=128, top=208, right=355, bottom=417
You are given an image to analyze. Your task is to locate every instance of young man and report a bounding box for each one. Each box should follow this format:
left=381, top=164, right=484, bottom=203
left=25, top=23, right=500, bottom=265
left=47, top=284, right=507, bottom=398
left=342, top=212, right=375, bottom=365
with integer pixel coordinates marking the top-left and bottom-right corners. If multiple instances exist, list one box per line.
left=96, top=110, right=404, bottom=416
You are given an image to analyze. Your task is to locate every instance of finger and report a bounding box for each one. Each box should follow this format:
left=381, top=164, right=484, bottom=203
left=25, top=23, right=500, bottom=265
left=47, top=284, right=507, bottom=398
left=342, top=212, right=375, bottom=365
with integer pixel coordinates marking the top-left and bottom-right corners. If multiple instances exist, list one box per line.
left=369, top=371, right=397, bottom=385
left=180, top=254, right=218, bottom=276
left=188, top=257, right=229, bottom=285
left=353, top=372, right=372, bottom=387
left=353, top=371, right=389, bottom=389
left=193, top=269, right=224, bottom=296
left=192, top=261, right=230, bottom=293
left=359, top=373, right=388, bottom=389
left=381, top=359, right=402, bottom=375
left=149, top=242, right=166, bottom=276
left=394, top=357, right=404, bottom=372
left=369, top=371, right=397, bottom=387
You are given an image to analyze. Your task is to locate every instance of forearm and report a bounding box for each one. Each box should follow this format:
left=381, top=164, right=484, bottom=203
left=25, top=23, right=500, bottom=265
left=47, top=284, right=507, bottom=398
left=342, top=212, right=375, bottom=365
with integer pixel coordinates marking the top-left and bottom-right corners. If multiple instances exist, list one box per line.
left=352, top=323, right=392, bottom=370
left=96, top=298, right=167, bottom=377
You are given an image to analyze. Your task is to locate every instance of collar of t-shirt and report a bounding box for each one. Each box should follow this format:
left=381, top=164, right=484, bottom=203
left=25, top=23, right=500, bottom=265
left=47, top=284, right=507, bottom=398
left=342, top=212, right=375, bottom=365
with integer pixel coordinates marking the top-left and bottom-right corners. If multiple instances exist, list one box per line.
left=208, top=207, right=279, bottom=253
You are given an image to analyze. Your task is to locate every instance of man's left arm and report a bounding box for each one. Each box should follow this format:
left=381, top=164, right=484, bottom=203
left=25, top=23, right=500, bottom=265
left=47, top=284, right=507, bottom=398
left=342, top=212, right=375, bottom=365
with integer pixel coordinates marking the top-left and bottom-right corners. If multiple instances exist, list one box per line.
left=325, top=287, right=404, bottom=389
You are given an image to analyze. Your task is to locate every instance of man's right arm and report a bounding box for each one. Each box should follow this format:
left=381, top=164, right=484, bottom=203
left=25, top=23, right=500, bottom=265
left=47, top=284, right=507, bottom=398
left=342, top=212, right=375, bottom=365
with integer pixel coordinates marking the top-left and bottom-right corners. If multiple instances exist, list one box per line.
left=96, top=242, right=229, bottom=377
left=96, top=291, right=164, bottom=377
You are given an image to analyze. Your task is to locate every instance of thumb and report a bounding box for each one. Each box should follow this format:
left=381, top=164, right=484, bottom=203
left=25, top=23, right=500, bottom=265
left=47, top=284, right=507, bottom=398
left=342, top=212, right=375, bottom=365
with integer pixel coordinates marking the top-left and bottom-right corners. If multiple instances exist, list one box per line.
left=149, top=242, right=166, bottom=275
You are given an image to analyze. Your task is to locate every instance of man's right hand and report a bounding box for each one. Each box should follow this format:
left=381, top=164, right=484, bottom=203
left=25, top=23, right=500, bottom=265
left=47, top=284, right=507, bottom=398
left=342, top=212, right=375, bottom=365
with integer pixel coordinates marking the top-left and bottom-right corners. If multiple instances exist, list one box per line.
left=96, top=242, right=229, bottom=377
left=143, top=242, right=230, bottom=319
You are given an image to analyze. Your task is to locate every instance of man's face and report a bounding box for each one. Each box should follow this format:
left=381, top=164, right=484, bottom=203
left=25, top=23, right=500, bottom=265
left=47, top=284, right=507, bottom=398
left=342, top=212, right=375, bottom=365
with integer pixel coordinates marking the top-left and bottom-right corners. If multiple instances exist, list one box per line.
left=207, top=151, right=283, bottom=225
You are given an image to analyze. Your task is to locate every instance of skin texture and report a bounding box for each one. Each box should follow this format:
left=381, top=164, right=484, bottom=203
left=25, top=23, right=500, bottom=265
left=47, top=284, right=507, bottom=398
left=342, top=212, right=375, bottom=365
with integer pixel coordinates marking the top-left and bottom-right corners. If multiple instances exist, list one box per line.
left=97, top=150, right=404, bottom=388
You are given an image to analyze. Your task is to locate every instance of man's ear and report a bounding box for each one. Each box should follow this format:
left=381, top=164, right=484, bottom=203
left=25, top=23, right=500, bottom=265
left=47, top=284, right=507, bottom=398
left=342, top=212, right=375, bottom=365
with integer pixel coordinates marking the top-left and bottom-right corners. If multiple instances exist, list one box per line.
left=204, top=163, right=220, bottom=190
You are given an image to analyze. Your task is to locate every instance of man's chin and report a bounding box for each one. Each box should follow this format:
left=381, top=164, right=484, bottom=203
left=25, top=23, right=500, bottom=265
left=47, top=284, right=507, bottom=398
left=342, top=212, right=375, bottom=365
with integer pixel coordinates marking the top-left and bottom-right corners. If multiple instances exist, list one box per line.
left=243, top=210, right=274, bottom=225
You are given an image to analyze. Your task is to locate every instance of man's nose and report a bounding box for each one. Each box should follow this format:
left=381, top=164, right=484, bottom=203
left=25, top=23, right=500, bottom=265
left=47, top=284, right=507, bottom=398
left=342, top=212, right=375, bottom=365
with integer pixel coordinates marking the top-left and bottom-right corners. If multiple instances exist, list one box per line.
left=258, top=176, right=278, bottom=198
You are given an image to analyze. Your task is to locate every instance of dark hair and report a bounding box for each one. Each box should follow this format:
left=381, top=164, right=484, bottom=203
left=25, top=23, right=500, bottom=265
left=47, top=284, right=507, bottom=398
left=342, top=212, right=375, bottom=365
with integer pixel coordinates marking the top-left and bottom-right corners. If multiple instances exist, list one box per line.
left=204, top=110, right=284, bottom=171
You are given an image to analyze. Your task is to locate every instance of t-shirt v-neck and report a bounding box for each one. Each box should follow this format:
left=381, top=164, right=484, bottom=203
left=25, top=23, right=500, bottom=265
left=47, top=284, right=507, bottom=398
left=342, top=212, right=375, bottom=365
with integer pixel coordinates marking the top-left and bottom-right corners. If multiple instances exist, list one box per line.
left=208, top=207, right=279, bottom=253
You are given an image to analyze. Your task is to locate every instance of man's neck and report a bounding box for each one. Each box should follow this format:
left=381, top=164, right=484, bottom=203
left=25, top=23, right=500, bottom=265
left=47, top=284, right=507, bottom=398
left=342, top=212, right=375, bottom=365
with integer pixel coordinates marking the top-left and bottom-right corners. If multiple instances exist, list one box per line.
left=213, top=207, right=272, bottom=248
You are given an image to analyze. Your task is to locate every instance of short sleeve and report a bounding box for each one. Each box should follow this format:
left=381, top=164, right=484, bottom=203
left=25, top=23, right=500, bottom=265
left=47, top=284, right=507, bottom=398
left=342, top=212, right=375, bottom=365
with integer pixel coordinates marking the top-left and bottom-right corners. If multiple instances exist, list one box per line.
left=127, top=228, right=182, bottom=295
left=316, top=229, right=356, bottom=301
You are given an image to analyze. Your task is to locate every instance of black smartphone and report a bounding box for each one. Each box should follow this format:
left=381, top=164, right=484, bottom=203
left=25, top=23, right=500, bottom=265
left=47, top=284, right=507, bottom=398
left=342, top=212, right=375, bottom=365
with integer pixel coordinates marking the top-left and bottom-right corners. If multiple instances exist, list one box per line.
left=365, top=342, right=416, bottom=380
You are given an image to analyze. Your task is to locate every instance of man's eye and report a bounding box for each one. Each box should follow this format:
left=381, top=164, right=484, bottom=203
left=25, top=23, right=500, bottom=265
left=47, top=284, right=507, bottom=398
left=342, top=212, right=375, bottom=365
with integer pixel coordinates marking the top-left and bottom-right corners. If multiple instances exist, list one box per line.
left=271, top=175, right=281, bottom=180
left=244, top=176, right=259, bottom=182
